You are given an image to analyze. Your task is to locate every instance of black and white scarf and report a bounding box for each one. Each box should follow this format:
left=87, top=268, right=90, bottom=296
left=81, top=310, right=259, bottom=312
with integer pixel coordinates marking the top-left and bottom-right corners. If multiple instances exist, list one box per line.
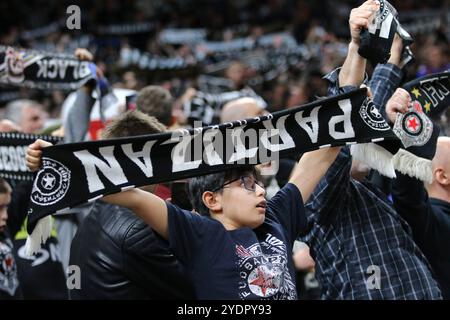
left=402, top=70, right=450, bottom=117
left=0, top=46, right=95, bottom=90
left=350, top=71, right=450, bottom=182
left=358, top=0, right=413, bottom=64
left=25, top=88, right=399, bottom=254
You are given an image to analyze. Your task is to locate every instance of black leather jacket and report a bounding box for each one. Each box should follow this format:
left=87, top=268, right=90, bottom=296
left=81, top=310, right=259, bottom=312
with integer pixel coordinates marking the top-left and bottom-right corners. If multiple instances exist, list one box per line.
left=69, top=201, right=195, bottom=299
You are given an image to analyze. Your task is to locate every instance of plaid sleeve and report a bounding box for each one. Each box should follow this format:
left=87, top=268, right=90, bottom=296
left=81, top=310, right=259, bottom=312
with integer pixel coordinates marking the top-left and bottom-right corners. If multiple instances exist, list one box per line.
left=369, top=63, right=404, bottom=119
left=304, top=148, right=352, bottom=225
left=323, top=67, right=369, bottom=96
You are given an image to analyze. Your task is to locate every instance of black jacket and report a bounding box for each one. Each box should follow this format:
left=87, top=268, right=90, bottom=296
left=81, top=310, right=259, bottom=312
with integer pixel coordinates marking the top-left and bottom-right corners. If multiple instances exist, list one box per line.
left=69, top=200, right=195, bottom=299
left=392, top=174, right=450, bottom=299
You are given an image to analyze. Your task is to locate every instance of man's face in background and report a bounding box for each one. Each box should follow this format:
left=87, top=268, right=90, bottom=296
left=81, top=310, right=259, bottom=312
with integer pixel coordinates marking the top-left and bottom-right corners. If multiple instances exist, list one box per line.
left=20, top=104, right=47, bottom=134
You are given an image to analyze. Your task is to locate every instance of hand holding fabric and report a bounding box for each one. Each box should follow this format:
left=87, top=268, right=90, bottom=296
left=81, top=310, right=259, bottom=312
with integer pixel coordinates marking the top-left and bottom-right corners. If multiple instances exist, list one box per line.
left=349, top=0, right=380, bottom=46
left=25, top=139, right=53, bottom=172
left=385, top=88, right=411, bottom=124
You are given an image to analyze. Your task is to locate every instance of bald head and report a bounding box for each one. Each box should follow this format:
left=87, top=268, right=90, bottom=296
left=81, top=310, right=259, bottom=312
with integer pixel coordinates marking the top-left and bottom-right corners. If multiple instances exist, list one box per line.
left=428, top=137, right=450, bottom=200
left=220, top=97, right=266, bottom=123
left=433, top=137, right=450, bottom=172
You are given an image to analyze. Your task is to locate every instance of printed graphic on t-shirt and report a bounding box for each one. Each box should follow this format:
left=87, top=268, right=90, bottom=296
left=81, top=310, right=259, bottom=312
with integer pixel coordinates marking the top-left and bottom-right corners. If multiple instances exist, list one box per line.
left=0, top=240, right=19, bottom=296
left=237, top=233, right=296, bottom=300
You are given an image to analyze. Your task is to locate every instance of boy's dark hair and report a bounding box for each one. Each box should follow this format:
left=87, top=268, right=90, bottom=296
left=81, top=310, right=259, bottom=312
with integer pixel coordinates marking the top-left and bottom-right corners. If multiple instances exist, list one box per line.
left=102, top=110, right=167, bottom=139
left=0, top=178, right=11, bottom=194
left=136, top=85, right=174, bottom=127
left=188, top=166, right=257, bottom=217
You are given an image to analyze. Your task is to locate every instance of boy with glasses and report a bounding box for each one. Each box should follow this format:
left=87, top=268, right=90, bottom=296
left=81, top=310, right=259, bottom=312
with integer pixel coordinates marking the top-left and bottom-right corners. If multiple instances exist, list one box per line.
left=27, top=139, right=340, bottom=299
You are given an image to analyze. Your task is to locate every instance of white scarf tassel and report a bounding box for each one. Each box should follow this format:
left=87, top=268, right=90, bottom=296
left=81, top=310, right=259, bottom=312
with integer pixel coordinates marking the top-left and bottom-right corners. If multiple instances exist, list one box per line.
left=393, top=148, right=433, bottom=184
left=350, top=143, right=397, bottom=178
left=24, top=216, right=52, bottom=257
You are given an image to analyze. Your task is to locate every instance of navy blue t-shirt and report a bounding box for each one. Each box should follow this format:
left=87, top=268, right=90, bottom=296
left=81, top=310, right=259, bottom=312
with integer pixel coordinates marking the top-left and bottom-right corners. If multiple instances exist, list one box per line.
left=166, top=183, right=306, bottom=300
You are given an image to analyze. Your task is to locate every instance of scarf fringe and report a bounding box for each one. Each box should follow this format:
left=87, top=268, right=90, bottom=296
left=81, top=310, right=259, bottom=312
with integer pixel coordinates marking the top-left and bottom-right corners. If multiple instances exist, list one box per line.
left=25, top=216, right=52, bottom=256
left=393, top=148, right=433, bottom=184
left=350, top=143, right=397, bottom=178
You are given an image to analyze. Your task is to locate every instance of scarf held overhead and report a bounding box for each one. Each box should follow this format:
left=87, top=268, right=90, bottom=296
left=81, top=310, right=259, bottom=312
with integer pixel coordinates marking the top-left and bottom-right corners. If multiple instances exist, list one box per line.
left=402, top=70, right=450, bottom=117
left=26, top=88, right=398, bottom=248
left=0, top=46, right=95, bottom=90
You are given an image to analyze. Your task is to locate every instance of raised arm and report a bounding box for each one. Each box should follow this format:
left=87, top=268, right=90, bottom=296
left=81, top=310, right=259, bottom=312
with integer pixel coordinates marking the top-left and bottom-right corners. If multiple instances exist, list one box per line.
left=339, top=0, right=379, bottom=87
left=288, top=1, right=378, bottom=201
left=64, top=49, right=98, bottom=143
left=385, top=88, right=437, bottom=251
left=288, top=147, right=342, bottom=202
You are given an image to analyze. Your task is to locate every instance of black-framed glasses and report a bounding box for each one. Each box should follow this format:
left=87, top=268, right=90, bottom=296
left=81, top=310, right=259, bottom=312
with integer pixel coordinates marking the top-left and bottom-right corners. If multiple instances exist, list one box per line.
left=211, top=176, right=265, bottom=193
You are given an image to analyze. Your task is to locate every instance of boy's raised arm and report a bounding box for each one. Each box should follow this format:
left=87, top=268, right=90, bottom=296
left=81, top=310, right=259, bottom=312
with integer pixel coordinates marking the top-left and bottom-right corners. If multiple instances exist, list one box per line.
left=288, top=147, right=342, bottom=202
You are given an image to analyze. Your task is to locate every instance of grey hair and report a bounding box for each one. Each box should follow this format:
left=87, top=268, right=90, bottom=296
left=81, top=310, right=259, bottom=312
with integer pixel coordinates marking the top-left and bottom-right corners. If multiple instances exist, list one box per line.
left=4, top=99, right=41, bottom=124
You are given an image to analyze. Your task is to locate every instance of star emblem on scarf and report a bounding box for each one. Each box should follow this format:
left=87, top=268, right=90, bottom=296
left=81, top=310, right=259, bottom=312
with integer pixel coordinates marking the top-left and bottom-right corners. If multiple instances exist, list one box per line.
left=42, top=173, right=56, bottom=190
left=249, top=267, right=277, bottom=297
left=424, top=101, right=431, bottom=113
left=407, top=117, right=419, bottom=131
left=411, top=88, right=421, bottom=98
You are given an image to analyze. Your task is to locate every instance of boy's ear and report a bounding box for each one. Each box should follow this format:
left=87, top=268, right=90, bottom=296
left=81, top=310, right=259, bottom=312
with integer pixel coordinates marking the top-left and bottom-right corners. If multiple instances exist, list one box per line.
left=202, top=191, right=223, bottom=214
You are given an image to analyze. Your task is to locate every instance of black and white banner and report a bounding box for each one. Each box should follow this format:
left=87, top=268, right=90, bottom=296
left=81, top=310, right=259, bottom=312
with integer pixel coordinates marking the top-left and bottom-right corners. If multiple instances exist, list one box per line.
left=27, top=88, right=399, bottom=233
left=402, top=71, right=450, bottom=117
left=0, top=133, right=62, bottom=181
left=120, top=34, right=309, bottom=73
left=0, top=46, right=95, bottom=90
left=97, top=22, right=157, bottom=35
left=119, top=47, right=198, bottom=71
left=159, top=28, right=207, bottom=45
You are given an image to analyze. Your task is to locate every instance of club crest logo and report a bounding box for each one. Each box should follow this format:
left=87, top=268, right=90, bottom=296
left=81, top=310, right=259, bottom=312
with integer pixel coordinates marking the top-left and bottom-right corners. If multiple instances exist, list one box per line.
left=403, top=113, right=422, bottom=135
left=31, top=158, right=71, bottom=206
left=359, top=99, right=390, bottom=131
left=393, top=101, right=433, bottom=148
left=236, top=241, right=296, bottom=300
left=4, top=47, right=25, bottom=84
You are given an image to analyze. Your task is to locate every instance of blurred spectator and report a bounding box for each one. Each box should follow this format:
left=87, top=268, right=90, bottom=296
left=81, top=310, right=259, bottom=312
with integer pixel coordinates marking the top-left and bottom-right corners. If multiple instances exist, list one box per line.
left=3, top=99, right=48, bottom=134
left=136, top=85, right=174, bottom=127
left=416, top=42, right=450, bottom=77
left=224, top=61, right=247, bottom=90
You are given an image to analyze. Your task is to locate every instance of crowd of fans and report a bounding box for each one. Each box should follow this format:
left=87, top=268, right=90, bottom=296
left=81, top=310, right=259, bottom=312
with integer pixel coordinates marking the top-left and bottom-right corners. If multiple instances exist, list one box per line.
left=0, top=0, right=449, bottom=300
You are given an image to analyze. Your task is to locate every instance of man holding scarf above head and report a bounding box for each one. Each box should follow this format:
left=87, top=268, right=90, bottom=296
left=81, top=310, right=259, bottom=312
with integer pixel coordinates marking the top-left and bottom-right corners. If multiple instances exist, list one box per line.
left=300, top=0, right=442, bottom=299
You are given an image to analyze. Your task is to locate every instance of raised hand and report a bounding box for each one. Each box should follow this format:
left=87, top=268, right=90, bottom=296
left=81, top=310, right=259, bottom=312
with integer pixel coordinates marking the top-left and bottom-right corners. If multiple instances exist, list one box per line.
left=349, top=0, right=380, bottom=45
left=25, top=139, right=53, bottom=172
left=385, top=88, right=411, bottom=124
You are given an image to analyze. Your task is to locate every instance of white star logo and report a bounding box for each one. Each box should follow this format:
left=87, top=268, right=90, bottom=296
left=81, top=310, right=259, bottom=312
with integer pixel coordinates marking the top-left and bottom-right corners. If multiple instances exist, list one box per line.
left=42, top=173, right=56, bottom=190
